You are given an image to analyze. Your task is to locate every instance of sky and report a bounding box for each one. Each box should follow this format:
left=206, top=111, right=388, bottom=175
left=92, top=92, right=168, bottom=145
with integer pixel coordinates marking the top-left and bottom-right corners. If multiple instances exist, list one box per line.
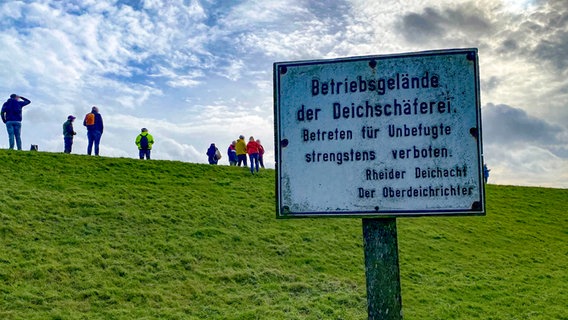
left=0, top=0, right=566, bottom=189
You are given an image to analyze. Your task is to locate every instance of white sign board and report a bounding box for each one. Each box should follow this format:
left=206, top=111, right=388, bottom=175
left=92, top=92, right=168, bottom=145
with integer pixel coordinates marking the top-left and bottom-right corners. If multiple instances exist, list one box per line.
left=274, top=49, right=485, bottom=218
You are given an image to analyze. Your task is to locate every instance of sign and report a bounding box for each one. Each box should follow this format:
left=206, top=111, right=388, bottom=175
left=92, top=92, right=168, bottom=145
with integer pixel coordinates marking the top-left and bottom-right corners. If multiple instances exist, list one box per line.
left=274, top=49, right=485, bottom=218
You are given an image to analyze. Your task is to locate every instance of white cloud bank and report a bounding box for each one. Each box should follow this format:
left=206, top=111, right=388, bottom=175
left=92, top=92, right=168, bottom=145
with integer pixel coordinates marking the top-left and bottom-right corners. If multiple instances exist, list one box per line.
left=0, top=0, right=566, bottom=188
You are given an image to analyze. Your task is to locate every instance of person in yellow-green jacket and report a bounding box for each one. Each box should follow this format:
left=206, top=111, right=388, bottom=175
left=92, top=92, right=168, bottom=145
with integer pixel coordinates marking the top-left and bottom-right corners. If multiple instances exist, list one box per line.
left=235, top=135, right=247, bottom=166
left=135, top=128, right=154, bottom=160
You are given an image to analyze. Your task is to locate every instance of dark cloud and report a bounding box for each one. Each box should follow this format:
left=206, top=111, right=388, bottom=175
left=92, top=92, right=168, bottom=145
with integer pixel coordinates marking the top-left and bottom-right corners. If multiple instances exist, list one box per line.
left=482, top=104, right=566, bottom=158
left=532, top=32, right=568, bottom=71
left=507, top=0, right=568, bottom=72
left=480, top=76, right=501, bottom=94
left=443, top=6, right=491, bottom=31
left=399, top=8, right=446, bottom=42
left=397, top=4, right=491, bottom=44
left=499, top=38, right=518, bottom=52
left=398, top=1, right=567, bottom=73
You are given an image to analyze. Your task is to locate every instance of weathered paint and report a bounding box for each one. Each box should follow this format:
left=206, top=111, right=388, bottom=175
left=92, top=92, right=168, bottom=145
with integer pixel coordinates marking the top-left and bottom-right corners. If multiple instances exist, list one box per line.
left=274, top=49, right=485, bottom=218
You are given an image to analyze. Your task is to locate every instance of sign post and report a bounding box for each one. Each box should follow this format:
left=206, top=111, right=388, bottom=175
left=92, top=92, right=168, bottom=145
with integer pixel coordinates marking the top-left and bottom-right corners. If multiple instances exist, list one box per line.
left=274, top=49, right=485, bottom=317
left=363, top=218, right=402, bottom=319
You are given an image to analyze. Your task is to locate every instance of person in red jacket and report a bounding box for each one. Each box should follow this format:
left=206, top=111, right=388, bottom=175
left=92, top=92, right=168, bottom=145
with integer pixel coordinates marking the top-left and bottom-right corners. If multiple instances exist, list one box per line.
left=246, top=136, right=260, bottom=174
left=256, top=139, right=265, bottom=168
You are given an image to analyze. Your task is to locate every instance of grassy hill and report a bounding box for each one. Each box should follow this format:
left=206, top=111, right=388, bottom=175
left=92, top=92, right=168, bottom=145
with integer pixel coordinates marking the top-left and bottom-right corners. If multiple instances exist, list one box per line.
left=0, top=150, right=566, bottom=320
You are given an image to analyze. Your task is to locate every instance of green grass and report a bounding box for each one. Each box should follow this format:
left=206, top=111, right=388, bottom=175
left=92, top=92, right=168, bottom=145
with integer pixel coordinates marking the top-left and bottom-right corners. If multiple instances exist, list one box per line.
left=0, top=150, right=566, bottom=319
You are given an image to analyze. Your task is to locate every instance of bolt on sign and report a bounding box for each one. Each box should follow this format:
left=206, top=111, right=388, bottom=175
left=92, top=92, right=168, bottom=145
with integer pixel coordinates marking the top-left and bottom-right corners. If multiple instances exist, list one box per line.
left=274, top=49, right=485, bottom=218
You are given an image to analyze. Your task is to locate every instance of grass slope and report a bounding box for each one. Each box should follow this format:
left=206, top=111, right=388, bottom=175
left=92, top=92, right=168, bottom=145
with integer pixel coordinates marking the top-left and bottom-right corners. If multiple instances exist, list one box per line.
left=0, top=150, right=566, bottom=320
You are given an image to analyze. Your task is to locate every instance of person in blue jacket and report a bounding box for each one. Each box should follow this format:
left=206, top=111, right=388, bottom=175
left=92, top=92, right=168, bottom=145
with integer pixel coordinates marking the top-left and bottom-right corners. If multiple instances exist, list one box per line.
left=207, top=143, right=219, bottom=164
left=1, top=94, right=31, bottom=150
left=83, top=106, right=104, bottom=156
left=227, top=141, right=237, bottom=166
left=483, top=164, right=490, bottom=183
left=62, top=115, right=77, bottom=153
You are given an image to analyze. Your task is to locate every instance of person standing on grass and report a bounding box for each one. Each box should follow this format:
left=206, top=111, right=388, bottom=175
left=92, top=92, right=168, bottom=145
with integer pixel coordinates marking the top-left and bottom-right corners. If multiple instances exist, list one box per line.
left=235, top=135, right=247, bottom=167
left=135, top=128, right=154, bottom=160
left=83, top=106, right=104, bottom=156
left=62, top=115, right=77, bottom=153
left=256, top=139, right=265, bottom=168
left=206, top=143, right=220, bottom=165
left=227, top=140, right=237, bottom=166
left=1, top=94, right=31, bottom=150
left=246, top=136, right=260, bottom=174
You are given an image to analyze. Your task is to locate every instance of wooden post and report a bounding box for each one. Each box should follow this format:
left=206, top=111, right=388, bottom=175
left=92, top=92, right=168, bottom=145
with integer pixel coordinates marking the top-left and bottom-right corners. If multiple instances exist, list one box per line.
left=363, top=218, right=403, bottom=320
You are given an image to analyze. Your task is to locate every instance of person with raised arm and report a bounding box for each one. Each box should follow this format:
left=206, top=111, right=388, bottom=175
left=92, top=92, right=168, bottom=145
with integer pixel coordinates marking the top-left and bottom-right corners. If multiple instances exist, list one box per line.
left=1, top=94, right=31, bottom=150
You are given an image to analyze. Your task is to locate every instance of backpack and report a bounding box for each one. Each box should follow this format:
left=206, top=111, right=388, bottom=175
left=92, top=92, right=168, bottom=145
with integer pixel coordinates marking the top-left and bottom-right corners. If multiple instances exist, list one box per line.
left=139, top=135, right=149, bottom=150
left=84, top=113, right=95, bottom=126
left=215, top=148, right=222, bottom=160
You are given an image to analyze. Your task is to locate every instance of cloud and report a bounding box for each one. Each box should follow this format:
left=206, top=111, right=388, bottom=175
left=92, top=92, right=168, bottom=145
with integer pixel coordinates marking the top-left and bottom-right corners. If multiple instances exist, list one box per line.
left=397, top=4, right=493, bottom=45
left=482, top=103, right=568, bottom=188
left=1, top=0, right=567, bottom=188
left=396, top=1, right=567, bottom=76
left=484, top=143, right=568, bottom=188
left=482, top=103, right=565, bottom=149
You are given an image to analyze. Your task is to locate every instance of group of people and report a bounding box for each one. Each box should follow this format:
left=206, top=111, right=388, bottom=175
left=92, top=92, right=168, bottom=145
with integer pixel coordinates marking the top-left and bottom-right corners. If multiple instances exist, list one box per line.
left=64, top=106, right=154, bottom=159
left=62, top=106, right=104, bottom=156
left=3, top=94, right=154, bottom=159
left=5, top=94, right=267, bottom=168
left=0, top=94, right=106, bottom=155
left=207, top=135, right=265, bottom=174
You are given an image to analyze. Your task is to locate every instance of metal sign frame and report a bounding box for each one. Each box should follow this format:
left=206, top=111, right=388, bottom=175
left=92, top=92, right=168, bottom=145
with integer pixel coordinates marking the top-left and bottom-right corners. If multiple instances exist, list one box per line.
left=274, top=49, right=485, bottom=218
